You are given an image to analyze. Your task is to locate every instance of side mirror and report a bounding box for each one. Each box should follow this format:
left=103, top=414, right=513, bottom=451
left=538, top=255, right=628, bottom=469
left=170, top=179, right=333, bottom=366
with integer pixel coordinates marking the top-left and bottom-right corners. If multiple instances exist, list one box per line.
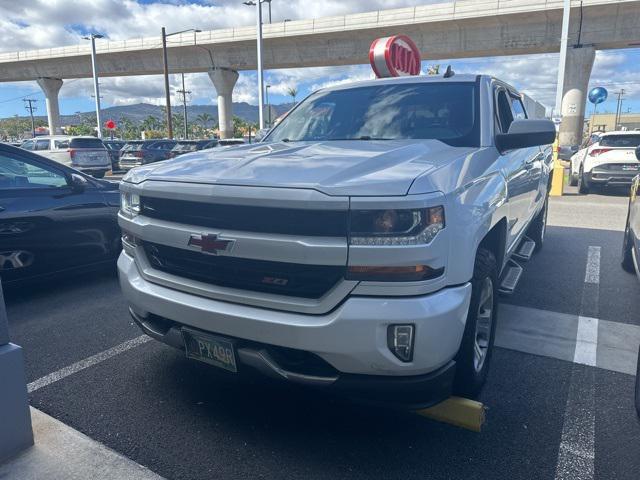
left=69, top=173, right=88, bottom=192
left=558, top=145, right=579, bottom=161
left=636, top=145, right=640, bottom=161
left=495, top=119, right=557, bottom=154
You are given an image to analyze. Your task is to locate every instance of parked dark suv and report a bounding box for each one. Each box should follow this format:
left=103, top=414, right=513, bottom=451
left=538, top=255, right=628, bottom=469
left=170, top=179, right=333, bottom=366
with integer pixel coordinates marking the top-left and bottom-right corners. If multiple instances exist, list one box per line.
left=103, top=140, right=126, bottom=171
left=169, top=140, right=219, bottom=158
left=119, top=140, right=177, bottom=170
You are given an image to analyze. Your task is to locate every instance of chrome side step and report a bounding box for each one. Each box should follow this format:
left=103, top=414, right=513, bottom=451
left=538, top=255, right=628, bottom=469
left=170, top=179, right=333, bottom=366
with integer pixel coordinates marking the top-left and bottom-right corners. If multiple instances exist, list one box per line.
left=499, top=259, right=523, bottom=296
left=512, top=236, right=536, bottom=262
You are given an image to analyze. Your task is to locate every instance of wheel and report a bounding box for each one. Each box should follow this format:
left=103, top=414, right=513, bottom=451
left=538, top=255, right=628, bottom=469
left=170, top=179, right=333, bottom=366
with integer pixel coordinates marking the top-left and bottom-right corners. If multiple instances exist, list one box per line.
left=92, top=171, right=105, bottom=179
left=622, top=213, right=636, bottom=273
left=527, top=196, right=548, bottom=252
left=577, top=166, right=590, bottom=194
left=569, top=172, right=578, bottom=186
left=453, top=248, right=498, bottom=398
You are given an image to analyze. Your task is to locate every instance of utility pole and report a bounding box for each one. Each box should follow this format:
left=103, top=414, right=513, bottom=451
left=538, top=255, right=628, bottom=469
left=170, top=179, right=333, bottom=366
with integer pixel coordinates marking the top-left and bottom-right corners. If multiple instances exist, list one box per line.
left=614, top=89, right=626, bottom=130
left=265, top=85, right=271, bottom=128
left=177, top=73, right=191, bottom=139
left=23, top=99, right=37, bottom=138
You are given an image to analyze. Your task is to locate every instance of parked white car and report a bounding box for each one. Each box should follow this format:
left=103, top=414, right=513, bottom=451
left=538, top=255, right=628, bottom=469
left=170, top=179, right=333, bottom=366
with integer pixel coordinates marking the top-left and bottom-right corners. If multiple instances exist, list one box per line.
left=20, top=135, right=111, bottom=178
left=570, top=131, right=640, bottom=193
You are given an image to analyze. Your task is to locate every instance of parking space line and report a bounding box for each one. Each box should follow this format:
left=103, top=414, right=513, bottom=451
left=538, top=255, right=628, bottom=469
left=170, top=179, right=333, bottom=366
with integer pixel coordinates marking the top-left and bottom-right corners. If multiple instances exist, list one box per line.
left=27, top=335, right=151, bottom=393
left=584, top=246, right=601, bottom=284
left=554, top=246, right=600, bottom=480
left=574, top=316, right=598, bottom=367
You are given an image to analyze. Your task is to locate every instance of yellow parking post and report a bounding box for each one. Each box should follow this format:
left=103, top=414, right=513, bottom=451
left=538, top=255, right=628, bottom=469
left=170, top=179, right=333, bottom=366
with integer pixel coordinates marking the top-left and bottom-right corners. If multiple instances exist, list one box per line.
left=416, top=396, right=486, bottom=432
left=549, top=138, right=564, bottom=196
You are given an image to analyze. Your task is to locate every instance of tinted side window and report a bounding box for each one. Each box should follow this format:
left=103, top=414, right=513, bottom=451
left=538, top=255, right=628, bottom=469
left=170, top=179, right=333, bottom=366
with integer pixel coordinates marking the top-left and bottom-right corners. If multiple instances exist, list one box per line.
left=510, top=96, right=527, bottom=119
left=0, top=155, right=68, bottom=189
left=21, top=140, right=35, bottom=150
left=496, top=90, right=514, bottom=133
left=35, top=139, right=51, bottom=151
left=55, top=140, right=69, bottom=149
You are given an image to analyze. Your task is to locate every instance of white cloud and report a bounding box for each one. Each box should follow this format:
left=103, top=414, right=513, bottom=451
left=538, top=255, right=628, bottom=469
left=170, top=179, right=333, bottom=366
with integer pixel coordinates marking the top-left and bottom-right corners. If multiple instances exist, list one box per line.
left=0, top=0, right=638, bottom=114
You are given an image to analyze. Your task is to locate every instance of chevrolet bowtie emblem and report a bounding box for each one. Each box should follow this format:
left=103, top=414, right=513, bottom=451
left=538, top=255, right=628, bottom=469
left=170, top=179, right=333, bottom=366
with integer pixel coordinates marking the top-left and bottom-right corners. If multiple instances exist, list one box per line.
left=188, top=234, right=235, bottom=255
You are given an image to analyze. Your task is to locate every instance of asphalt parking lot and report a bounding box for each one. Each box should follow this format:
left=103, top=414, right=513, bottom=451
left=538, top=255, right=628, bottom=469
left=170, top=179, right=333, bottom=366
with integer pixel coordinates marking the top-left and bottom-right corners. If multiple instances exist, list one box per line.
left=5, top=188, right=640, bottom=480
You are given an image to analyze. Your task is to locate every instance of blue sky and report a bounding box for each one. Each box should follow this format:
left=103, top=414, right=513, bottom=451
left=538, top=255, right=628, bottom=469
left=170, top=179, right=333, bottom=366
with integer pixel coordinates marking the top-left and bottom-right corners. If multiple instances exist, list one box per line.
left=0, top=0, right=638, bottom=120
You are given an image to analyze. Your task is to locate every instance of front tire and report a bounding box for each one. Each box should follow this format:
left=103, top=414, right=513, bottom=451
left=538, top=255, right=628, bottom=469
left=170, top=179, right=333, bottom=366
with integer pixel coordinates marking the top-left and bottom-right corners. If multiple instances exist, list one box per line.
left=569, top=171, right=578, bottom=186
left=578, top=166, right=590, bottom=194
left=453, top=248, right=498, bottom=398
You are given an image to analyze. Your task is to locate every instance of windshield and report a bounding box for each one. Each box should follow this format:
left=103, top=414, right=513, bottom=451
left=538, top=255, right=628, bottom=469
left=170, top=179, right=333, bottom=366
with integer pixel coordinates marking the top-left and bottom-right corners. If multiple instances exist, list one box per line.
left=266, top=82, right=480, bottom=147
left=599, top=135, right=640, bottom=148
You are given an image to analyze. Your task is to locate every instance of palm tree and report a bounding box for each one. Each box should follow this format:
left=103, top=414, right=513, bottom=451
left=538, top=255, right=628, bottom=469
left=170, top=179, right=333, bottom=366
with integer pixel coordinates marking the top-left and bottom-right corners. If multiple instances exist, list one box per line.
left=287, top=86, right=298, bottom=105
left=141, top=115, right=161, bottom=132
left=197, top=113, right=214, bottom=129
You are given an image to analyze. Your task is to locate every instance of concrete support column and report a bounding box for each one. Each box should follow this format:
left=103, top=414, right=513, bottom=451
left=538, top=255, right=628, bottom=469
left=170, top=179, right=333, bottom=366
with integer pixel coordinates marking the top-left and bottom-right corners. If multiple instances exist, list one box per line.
left=36, top=78, right=63, bottom=135
left=558, top=46, right=596, bottom=147
left=208, top=68, right=239, bottom=139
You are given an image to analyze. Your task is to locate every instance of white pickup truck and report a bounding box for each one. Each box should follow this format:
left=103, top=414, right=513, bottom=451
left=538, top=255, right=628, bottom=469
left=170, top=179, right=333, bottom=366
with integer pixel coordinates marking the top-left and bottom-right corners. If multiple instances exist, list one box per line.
left=118, top=74, right=555, bottom=407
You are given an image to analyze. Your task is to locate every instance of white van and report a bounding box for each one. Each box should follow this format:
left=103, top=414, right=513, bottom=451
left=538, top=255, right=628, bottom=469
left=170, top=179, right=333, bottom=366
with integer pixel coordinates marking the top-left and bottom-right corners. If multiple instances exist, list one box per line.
left=20, top=135, right=111, bottom=178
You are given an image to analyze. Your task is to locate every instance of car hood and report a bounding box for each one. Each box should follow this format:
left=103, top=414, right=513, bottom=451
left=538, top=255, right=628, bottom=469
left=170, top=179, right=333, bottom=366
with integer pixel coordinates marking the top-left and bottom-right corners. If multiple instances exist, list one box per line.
left=125, top=140, right=476, bottom=196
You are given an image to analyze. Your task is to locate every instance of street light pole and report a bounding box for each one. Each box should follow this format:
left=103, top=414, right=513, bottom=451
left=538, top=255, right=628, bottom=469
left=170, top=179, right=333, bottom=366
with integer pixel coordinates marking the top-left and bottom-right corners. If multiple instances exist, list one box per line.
left=84, top=33, right=104, bottom=138
left=256, top=1, right=265, bottom=129
left=161, top=27, right=173, bottom=139
left=161, top=28, right=202, bottom=139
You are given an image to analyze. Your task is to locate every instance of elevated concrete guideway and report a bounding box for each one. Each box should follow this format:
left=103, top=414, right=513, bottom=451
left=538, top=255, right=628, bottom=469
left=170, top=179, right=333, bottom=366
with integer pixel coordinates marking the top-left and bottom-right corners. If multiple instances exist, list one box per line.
left=2, top=0, right=639, bottom=140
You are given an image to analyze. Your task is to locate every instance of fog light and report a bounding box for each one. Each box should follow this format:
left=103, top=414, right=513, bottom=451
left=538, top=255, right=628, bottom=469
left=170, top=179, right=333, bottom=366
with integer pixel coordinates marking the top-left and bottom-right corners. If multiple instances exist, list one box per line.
left=388, top=324, right=415, bottom=362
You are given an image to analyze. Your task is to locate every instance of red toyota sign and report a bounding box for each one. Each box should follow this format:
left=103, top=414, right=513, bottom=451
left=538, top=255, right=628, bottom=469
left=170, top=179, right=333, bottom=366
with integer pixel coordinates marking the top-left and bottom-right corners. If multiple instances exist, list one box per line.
left=105, top=119, right=116, bottom=130
left=369, top=35, right=421, bottom=78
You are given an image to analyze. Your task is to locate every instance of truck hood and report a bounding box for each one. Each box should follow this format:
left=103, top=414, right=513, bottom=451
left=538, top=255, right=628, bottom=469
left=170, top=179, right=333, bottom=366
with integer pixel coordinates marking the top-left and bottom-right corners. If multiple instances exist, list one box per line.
left=125, top=140, right=476, bottom=196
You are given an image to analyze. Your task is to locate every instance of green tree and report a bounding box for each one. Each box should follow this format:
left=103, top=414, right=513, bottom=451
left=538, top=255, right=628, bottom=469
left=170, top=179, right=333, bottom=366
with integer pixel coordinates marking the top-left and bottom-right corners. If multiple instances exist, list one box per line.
left=196, top=113, right=214, bottom=129
left=286, top=86, right=298, bottom=105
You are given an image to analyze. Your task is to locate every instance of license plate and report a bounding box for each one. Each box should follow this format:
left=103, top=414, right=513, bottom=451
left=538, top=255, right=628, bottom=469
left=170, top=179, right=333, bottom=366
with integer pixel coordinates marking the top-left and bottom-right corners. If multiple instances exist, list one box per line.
left=182, top=328, right=237, bottom=372
left=622, top=165, right=639, bottom=171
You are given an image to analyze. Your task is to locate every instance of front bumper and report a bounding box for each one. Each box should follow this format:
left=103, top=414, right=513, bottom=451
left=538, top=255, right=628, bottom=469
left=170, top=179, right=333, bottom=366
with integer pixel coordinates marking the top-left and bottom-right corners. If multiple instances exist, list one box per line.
left=118, top=252, right=471, bottom=406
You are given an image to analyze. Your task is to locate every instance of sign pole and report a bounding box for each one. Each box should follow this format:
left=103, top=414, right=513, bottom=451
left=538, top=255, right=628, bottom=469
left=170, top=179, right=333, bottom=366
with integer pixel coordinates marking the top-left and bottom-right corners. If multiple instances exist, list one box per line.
left=0, top=280, right=34, bottom=462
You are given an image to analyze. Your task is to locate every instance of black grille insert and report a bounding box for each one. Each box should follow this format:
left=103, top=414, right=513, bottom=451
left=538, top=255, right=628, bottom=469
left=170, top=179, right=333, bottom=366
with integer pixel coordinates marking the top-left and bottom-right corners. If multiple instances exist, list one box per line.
left=143, top=242, right=345, bottom=299
left=141, top=196, right=348, bottom=237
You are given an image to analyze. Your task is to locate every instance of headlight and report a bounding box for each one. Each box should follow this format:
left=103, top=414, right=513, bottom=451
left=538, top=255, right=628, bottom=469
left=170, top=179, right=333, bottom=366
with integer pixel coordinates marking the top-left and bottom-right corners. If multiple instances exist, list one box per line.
left=120, top=191, right=140, bottom=218
left=349, top=206, right=444, bottom=245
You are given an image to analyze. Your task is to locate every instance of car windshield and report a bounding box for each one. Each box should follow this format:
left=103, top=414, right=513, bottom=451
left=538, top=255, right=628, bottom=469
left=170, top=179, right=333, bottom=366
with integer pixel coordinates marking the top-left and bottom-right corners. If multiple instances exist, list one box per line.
left=599, top=135, right=640, bottom=148
left=266, top=82, right=480, bottom=147
left=69, top=138, right=105, bottom=149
